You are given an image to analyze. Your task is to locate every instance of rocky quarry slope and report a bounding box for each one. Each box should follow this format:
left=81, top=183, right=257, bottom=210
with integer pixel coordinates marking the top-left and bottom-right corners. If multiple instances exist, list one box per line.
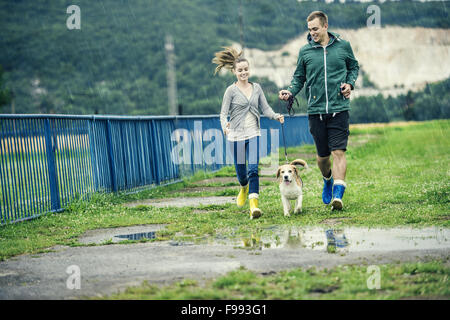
left=231, top=27, right=450, bottom=97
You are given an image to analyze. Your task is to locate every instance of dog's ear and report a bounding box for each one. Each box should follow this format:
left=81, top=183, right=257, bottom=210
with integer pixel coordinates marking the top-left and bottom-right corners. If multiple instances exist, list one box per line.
left=276, top=168, right=281, bottom=179
left=293, top=166, right=302, bottom=186
left=290, top=159, right=308, bottom=169
left=293, top=166, right=299, bottom=178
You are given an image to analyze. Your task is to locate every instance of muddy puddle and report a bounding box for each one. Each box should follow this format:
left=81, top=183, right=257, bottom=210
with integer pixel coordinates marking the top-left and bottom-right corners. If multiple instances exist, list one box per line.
left=79, top=224, right=450, bottom=255
left=225, top=226, right=450, bottom=254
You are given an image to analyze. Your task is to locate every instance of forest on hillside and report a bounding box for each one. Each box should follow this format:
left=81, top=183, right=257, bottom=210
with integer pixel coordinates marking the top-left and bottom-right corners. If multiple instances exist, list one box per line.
left=0, top=0, right=449, bottom=123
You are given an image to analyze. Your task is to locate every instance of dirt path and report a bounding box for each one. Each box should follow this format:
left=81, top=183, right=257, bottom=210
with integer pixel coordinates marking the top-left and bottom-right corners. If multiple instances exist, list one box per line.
left=1, top=198, right=449, bottom=299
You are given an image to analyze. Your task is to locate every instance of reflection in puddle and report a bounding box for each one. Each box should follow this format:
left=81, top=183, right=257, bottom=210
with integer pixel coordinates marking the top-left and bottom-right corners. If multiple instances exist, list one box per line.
left=220, top=226, right=450, bottom=254
left=326, top=229, right=349, bottom=253
left=326, top=229, right=349, bottom=248
left=111, top=226, right=450, bottom=255
left=115, top=232, right=157, bottom=241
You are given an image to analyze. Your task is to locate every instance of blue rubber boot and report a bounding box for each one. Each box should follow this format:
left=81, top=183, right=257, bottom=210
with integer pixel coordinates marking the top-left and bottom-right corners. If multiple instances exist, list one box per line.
left=331, top=181, right=346, bottom=210
left=322, top=175, right=334, bottom=205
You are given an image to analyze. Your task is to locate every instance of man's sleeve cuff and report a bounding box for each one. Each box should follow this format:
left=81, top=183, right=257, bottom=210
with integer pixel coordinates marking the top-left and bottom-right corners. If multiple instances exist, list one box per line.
left=287, top=87, right=295, bottom=96
left=346, top=80, right=355, bottom=90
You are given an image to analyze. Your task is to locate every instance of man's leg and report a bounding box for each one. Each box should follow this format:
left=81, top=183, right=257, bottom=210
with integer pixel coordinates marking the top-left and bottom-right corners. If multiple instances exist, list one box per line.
left=317, top=155, right=332, bottom=178
left=331, top=149, right=346, bottom=181
left=328, top=111, right=350, bottom=210
left=330, top=149, right=347, bottom=210
left=317, top=155, right=333, bottom=204
left=309, top=114, right=334, bottom=205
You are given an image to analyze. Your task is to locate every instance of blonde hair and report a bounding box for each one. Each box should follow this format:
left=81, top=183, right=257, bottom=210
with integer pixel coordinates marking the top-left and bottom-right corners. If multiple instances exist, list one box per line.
left=212, top=46, right=248, bottom=75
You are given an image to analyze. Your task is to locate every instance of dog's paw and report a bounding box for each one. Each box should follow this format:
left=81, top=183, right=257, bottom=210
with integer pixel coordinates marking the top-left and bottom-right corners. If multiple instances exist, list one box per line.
left=294, top=208, right=302, bottom=214
left=284, top=212, right=291, bottom=217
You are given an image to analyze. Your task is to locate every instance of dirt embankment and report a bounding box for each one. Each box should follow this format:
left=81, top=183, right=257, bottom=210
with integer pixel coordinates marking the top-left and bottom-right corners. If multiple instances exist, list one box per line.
left=230, top=27, right=450, bottom=97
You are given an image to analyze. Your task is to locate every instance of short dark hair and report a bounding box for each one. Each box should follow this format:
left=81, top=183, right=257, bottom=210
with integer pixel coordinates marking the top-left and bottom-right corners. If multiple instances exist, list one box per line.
left=307, top=11, right=328, bottom=26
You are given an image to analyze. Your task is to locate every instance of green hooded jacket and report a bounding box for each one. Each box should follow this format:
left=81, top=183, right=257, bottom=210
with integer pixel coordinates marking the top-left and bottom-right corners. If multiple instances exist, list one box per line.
left=287, top=31, right=359, bottom=115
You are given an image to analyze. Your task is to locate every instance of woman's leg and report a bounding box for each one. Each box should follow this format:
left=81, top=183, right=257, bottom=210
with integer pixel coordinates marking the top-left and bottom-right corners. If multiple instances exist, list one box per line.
left=247, top=136, right=260, bottom=196
left=247, top=136, right=261, bottom=218
left=229, top=140, right=248, bottom=186
left=230, top=140, right=250, bottom=207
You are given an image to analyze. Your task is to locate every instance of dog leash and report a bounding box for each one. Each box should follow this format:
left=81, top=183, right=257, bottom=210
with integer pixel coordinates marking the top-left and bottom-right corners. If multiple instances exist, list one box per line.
left=281, top=122, right=289, bottom=164
left=281, top=95, right=298, bottom=164
left=280, top=94, right=299, bottom=164
left=281, top=94, right=298, bottom=164
left=286, top=95, right=299, bottom=116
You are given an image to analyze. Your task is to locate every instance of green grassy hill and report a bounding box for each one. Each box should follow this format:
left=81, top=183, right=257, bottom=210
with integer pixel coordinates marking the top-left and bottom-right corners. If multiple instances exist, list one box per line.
left=0, top=0, right=449, bottom=116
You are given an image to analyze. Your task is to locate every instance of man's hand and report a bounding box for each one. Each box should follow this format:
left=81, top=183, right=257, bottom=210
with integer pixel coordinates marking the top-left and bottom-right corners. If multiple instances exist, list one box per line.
left=277, top=115, right=284, bottom=124
left=279, top=90, right=292, bottom=101
left=340, top=83, right=352, bottom=99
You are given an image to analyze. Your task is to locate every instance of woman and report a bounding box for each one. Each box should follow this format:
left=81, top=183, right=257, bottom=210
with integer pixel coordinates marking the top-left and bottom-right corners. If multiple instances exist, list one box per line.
left=213, top=47, right=284, bottom=219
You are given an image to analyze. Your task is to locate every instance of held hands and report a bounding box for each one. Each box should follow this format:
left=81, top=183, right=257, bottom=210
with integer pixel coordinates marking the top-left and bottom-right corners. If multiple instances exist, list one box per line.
left=278, top=90, right=292, bottom=101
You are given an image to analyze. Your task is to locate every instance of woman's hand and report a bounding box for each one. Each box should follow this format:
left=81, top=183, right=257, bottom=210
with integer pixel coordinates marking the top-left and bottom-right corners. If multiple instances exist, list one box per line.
left=277, top=115, right=285, bottom=124
left=223, top=122, right=230, bottom=135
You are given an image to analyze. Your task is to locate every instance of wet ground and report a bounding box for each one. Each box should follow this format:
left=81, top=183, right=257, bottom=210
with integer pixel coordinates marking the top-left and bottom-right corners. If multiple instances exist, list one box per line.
left=77, top=223, right=450, bottom=253
left=0, top=149, right=448, bottom=299
left=123, top=196, right=236, bottom=208
left=0, top=222, right=448, bottom=299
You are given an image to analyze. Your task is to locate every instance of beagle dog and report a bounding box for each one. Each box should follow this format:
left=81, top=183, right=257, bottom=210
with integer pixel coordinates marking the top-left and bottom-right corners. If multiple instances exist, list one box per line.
left=276, top=159, right=308, bottom=217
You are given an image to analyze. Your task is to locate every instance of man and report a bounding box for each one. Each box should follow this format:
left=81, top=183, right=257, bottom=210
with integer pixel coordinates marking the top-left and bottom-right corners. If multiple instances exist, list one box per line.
left=279, top=11, right=359, bottom=210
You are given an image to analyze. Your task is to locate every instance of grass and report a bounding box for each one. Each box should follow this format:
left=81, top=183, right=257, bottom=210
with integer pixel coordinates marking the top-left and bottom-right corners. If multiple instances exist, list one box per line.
left=101, top=261, right=450, bottom=300
left=0, top=119, right=449, bottom=299
left=1, top=120, right=448, bottom=259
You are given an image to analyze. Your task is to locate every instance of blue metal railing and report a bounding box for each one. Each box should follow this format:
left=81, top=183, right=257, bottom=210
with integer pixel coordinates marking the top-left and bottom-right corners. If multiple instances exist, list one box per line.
left=0, top=114, right=313, bottom=224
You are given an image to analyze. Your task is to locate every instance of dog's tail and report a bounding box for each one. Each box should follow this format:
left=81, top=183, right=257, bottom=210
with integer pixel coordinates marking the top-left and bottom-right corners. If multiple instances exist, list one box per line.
left=290, top=159, right=308, bottom=169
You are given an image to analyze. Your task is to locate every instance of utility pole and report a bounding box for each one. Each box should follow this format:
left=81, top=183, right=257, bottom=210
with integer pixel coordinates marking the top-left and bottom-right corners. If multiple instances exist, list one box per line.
left=10, top=91, right=15, bottom=114
left=239, top=0, right=244, bottom=53
left=165, top=34, right=178, bottom=115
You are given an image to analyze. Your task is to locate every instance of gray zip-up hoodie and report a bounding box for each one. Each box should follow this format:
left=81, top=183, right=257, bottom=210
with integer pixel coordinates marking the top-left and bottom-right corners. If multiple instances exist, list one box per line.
left=220, top=82, right=280, bottom=134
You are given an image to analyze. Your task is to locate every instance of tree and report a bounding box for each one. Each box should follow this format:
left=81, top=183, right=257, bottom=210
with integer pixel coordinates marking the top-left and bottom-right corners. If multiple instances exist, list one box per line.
left=403, top=90, right=416, bottom=121
left=0, top=65, right=12, bottom=112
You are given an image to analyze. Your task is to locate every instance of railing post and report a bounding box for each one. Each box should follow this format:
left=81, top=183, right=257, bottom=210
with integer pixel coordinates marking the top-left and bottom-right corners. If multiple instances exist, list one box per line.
left=44, top=119, right=60, bottom=212
left=150, top=120, right=160, bottom=185
left=105, top=120, right=117, bottom=192
left=87, top=119, right=99, bottom=191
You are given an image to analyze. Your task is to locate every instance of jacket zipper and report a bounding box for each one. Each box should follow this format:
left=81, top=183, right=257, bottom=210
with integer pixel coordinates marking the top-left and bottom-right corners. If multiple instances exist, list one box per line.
left=308, top=86, right=312, bottom=105
left=312, top=35, right=336, bottom=114
left=323, top=46, right=329, bottom=114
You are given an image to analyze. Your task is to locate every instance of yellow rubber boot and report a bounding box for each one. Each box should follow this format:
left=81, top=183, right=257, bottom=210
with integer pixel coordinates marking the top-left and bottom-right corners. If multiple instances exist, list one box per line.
left=236, top=184, right=249, bottom=207
left=249, top=198, right=262, bottom=219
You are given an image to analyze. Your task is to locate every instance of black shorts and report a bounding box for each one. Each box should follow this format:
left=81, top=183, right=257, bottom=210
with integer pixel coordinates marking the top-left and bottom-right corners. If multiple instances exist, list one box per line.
left=308, top=111, right=350, bottom=157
